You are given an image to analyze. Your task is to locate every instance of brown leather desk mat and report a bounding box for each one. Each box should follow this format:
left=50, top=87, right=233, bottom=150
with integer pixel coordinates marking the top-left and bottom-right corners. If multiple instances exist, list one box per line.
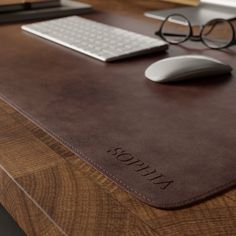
left=0, top=12, right=235, bottom=209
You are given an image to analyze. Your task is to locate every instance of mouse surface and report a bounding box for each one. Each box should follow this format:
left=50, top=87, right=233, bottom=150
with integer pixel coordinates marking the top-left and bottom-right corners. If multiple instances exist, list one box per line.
left=145, top=55, right=232, bottom=83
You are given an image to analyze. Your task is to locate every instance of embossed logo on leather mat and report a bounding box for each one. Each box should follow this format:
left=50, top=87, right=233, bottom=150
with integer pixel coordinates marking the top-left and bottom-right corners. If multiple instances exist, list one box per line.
left=107, top=147, right=174, bottom=190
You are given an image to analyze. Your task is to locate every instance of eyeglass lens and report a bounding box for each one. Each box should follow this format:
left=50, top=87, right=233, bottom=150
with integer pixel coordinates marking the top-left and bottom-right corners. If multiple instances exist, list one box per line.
left=201, top=19, right=234, bottom=49
left=160, top=15, right=191, bottom=44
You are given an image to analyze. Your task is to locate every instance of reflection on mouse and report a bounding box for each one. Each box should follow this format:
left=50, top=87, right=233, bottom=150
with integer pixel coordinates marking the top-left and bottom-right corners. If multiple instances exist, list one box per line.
left=145, top=55, right=233, bottom=83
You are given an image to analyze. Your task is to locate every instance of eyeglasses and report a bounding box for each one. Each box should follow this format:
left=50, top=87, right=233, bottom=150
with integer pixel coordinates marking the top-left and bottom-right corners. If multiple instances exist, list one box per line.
left=155, top=14, right=236, bottom=49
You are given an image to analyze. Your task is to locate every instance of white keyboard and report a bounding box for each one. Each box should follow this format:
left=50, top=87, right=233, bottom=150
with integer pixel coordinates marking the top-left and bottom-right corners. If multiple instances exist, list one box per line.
left=22, top=16, right=168, bottom=62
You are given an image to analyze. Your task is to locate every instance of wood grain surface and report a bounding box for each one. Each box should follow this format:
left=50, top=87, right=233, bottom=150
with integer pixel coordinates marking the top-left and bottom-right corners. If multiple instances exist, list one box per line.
left=163, top=0, right=198, bottom=6
left=0, top=1, right=236, bottom=235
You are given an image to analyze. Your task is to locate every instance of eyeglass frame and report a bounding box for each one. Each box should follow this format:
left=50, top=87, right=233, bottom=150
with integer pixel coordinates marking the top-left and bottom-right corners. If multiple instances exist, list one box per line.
left=155, top=14, right=236, bottom=49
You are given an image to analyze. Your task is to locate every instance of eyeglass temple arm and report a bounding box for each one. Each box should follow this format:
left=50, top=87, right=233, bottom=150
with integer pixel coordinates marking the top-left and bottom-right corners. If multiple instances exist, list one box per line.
left=156, top=32, right=236, bottom=43
left=155, top=19, right=221, bottom=39
left=155, top=32, right=202, bottom=41
left=200, top=21, right=221, bottom=36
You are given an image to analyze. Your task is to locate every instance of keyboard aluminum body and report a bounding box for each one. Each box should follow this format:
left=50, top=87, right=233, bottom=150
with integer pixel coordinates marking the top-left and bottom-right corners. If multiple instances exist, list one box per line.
left=22, top=16, right=168, bottom=62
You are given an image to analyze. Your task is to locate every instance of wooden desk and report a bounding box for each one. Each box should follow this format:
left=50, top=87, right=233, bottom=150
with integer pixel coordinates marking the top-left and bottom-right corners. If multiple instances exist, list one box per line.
left=0, top=1, right=235, bottom=235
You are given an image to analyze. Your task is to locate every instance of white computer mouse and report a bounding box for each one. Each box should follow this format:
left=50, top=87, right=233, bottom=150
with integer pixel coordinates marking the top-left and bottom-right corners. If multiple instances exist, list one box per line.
left=145, top=55, right=232, bottom=83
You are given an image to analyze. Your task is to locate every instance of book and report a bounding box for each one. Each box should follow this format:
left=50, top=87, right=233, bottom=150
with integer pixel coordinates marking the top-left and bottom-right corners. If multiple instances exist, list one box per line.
left=0, top=0, right=60, bottom=13
left=0, top=0, right=92, bottom=23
